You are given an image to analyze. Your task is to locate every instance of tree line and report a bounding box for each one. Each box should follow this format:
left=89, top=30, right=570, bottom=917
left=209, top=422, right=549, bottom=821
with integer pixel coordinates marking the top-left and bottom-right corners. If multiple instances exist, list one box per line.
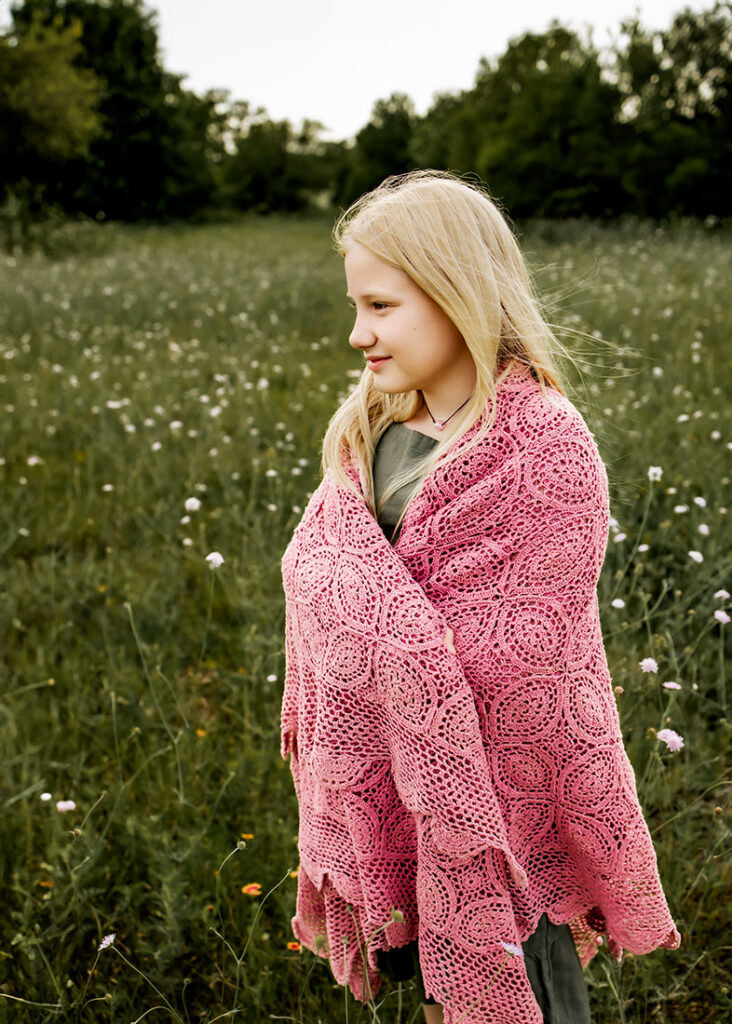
left=1, top=0, right=730, bottom=226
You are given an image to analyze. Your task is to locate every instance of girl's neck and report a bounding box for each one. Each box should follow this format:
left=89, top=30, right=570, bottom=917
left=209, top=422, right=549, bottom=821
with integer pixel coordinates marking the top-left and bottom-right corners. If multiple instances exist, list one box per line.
left=401, top=393, right=470, bottom=440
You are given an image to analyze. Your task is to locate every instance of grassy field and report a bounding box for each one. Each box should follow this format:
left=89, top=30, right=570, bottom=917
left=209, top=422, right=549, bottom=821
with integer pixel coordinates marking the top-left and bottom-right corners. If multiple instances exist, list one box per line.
left=0, top=214, right=730, bottom=1023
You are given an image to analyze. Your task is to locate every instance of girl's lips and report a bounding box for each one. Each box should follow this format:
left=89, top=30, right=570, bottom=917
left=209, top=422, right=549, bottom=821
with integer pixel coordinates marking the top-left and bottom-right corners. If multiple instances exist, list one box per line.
left=366, top=357, right=391, bottom=369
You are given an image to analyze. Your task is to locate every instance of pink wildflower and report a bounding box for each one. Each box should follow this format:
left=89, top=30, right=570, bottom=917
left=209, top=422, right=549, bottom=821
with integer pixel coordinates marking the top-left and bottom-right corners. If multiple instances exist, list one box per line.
left=657, top=728, right=684, bottom=752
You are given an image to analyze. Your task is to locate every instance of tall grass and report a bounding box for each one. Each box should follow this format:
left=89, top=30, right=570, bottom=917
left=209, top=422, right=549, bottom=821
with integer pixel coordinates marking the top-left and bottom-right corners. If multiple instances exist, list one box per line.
left=0, top=215, right=729, bottom=1022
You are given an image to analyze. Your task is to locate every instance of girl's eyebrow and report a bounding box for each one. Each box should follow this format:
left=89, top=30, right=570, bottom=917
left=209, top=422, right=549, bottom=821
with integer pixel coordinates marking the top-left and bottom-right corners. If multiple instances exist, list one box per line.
left=345, top=292, right=392, bottom=301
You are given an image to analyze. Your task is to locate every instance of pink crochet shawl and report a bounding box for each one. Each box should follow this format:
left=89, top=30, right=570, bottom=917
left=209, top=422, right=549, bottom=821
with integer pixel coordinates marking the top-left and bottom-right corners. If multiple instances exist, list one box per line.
left=280, top=364, right=679, bottom=1022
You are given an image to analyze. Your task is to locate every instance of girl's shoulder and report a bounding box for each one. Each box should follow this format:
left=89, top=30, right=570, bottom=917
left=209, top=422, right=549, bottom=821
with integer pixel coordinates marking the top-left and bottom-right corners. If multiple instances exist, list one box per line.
left=499, top=368, right=598, bottom=451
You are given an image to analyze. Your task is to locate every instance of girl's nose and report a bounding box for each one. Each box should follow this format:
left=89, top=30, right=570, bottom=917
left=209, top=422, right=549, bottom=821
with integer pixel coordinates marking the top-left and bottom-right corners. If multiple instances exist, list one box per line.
left=348, top=315, right=375, bottom=350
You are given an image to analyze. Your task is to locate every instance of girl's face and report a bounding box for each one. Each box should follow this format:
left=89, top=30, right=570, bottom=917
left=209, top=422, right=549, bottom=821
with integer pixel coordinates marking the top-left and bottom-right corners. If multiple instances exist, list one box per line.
left=344, top=243, right=474, bottom=400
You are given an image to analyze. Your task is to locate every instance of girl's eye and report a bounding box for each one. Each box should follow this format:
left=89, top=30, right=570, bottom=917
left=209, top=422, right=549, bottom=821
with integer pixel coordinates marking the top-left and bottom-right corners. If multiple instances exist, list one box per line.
left=347, top=300, right=389, bottom=311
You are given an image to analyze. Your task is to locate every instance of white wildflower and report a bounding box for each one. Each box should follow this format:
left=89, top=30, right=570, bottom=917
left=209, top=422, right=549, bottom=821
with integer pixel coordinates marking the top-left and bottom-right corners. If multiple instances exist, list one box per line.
left=98, top=933, right=116, bottom=952
left=639, top=657, right=658, bottom=673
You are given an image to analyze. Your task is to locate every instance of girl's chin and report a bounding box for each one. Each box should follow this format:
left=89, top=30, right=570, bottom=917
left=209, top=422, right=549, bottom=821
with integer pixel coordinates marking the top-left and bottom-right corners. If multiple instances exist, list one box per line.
left=372, top=383, right=413, bottom=394
left=368, top=375, right=413, bottom=395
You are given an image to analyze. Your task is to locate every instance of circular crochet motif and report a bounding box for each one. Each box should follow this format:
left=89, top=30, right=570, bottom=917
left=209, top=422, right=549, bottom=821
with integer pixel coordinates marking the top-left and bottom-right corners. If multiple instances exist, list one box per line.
left=566, top=673, right=619, bottom=742
left=332, top=552, right=382, bottom=632
left=373, top=646, right=438, bottom=730
left=558, top=808, right=617, bottom=870
left=383, top=803, right=419, bottom=857
left=525, top=436, right=600, bottom=508
left=295, top=604, right=329, bottom=671
left=453, top=894, right=517, bottom=954
left=323, top=629, right=375, bottom=692
left=491, top=678, right=561, bottom=741
left=342, top=794, right=381, bottom=855
left=513, top=387, right=574, bottom=444
left=417, top=865, right=457, bottom=933
left=506, top=799, right=554, bottom=852
left=293, top=545, right=337, bottom=605
left=496, top=597, right=570, bottom=669
left=429, top=690, right=486, bottom=755
left=492, top=744, right=556, bottom=798
left=381, top=587, right=446, bottom=650
left=509, top=517, right=594, bottom=594
left=436, top=434, right=517, bottom=502
left=430, top=539, right=509, bottom=598
left=557, top=745, right=622, bottom=810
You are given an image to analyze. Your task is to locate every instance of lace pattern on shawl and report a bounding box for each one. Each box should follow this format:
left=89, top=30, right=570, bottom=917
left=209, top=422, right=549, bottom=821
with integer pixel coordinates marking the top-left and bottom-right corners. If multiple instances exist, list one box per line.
left=280, top=365, right=680, bottom=1023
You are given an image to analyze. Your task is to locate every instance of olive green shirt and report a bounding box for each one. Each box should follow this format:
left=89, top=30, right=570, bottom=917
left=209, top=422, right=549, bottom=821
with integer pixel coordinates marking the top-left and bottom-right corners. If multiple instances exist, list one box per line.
left=373, top=422, right=439, bottom=545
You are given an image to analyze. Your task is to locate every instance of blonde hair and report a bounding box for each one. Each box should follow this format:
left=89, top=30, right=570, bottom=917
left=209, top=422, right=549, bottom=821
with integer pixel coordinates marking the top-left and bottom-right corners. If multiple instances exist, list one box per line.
left=321, top=169, right=571, bottom=538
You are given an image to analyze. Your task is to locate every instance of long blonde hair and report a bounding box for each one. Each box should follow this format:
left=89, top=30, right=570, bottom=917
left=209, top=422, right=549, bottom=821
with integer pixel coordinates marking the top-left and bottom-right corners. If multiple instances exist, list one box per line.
left=321, top=169, right=571, bottom=536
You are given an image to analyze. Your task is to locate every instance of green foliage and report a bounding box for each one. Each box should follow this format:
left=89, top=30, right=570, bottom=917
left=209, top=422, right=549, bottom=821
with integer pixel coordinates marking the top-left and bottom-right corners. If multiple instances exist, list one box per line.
left=335, top=93, right=418, bottom=208
left=220, top=114, right=343, bottom=213
left=9, top=0, right=219, bottom=219
left=2, top=2, right=731, bottom=221
left=0, top=8, right=104, bottom=249
left=466, top=25, right=626, bottom=217
left=414, top=4, right=732, bottom=220
left=613, top=3, right=732, bottom=217
left=0, top=11, right=102, bottom=168
left=0, top=217, right=730, bottom=1020
left=0, top=192, right=113, bottom=257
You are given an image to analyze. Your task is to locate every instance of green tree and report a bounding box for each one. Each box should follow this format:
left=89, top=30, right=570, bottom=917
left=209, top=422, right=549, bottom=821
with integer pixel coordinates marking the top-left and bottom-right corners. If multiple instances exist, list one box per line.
left=459, top=25, right=626, bottom=217
left=0, top=10, right=103, bottom=246
left=335, top=92, right=417, bottom=208
left=409, top=91, right=464, bottom=169
left=0, top=12, right=102, bottom=170
left=614, top=3, right=732, bottom=217
left=10, top=0, right=219, bottom=219
left=218, top=105, right=346, bottom=213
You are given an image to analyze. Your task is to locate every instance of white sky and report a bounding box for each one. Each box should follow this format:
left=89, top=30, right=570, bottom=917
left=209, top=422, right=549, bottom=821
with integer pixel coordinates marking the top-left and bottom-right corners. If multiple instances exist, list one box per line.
left=1, top=0, right=712, bottom=140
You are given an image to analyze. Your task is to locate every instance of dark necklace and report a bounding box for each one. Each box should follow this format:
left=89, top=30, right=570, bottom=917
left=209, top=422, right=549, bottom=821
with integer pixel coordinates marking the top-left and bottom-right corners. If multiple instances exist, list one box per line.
left=421, top=392, right=472, bottom=431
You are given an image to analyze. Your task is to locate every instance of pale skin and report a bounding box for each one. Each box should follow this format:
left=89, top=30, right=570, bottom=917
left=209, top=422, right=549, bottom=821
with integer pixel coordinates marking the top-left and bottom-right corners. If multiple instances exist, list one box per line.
left=345, top=242, right=469, bottom=1022
left=344, top=242, right=477, bottom=440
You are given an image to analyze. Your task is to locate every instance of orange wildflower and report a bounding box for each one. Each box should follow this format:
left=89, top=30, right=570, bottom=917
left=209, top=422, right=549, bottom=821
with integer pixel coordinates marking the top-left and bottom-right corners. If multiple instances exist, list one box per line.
left=241, top=832, right=254, bottom=840
left=241, top=883, right=262, bottom=896
left=287, top=941, right=301, bottom=951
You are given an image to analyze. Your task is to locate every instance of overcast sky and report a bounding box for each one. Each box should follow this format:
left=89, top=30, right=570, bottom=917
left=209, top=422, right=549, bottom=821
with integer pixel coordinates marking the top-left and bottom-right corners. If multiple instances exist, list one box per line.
left=2, top=0, right=711, bottom=139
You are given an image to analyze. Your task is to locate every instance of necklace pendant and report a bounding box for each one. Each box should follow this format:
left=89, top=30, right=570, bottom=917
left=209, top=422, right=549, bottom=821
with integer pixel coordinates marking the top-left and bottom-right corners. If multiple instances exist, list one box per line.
left=434, top=420, right=445, bottom=431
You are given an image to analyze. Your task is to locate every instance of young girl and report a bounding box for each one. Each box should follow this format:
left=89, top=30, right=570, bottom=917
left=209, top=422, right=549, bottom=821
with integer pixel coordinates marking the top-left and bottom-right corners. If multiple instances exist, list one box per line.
left=280, top=169, right=679, bottom=1024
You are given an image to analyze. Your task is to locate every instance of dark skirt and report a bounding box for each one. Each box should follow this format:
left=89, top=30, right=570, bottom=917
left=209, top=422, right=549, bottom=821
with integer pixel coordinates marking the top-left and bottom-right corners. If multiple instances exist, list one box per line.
left=375, top=913, right=591, bottom=1022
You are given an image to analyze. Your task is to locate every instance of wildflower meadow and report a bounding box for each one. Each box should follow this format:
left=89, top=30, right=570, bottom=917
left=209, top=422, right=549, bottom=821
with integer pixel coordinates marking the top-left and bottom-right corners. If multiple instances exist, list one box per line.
left=0, top=215, right=729, bottom=1022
